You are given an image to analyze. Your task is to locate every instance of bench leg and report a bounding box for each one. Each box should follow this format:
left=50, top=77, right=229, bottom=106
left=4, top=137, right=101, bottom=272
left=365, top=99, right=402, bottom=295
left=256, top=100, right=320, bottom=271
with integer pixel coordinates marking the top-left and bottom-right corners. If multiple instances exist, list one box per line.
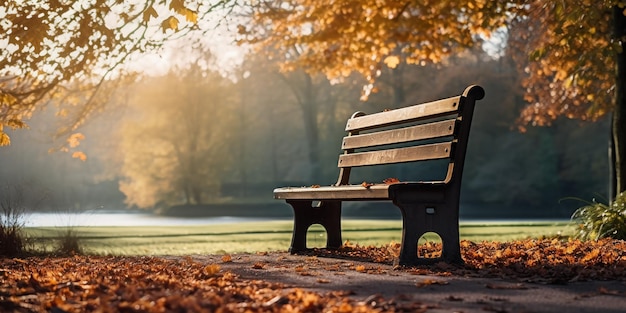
left=395, top=202, right=463, bottom=265
left=286, top=200, right=342, bottom=253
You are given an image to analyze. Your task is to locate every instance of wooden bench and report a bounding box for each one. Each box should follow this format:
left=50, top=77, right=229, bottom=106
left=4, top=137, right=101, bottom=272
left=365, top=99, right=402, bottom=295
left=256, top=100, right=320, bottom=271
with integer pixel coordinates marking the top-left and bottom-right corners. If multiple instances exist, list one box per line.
left=274, top=85, right=485, bottom=265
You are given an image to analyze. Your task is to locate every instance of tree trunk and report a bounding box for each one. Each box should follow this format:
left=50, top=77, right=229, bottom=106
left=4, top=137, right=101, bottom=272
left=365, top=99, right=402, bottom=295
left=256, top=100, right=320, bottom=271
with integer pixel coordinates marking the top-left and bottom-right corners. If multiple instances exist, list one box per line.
left=613, top=5, right=626, bottom=200
left=301, top=91, right=321, bottom=182
left=279, top=71, right=321, bottom=183
left=610, top=123, right=616, bottom=202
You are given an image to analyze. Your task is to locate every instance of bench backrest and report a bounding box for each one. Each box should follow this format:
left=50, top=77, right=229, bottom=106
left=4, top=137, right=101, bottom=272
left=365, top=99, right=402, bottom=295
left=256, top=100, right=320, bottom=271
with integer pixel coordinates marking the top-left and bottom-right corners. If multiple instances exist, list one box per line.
left=335, top=85, right=484, bottom=187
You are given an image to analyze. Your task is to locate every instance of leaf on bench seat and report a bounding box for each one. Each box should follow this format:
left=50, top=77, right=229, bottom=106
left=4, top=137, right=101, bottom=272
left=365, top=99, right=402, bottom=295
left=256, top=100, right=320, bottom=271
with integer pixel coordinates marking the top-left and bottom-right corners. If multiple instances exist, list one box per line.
left=361, top=181, right=373, bottom=189
left=383, top=177, right=400, bottom=184
left=311, top=184, right=321, bottom=188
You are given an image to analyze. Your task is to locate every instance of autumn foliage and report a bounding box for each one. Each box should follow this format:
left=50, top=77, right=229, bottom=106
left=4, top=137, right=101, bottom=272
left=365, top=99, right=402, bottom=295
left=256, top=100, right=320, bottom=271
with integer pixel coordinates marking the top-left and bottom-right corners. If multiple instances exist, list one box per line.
left=0, top=0, right=224, bottom=147
left=2, top=238, right=626, bottom=312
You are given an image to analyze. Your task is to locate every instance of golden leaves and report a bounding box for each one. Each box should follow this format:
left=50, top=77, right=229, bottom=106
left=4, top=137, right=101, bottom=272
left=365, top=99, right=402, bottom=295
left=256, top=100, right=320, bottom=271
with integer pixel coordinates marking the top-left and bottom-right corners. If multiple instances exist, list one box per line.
left=383, top=55, right=400, bottom=69
left=161, top=16, right=180, bottom=33
left=71, top=151, right=87, bottom=161
left=67, top=133, right=85, bottom=148
left=0, top=132, right=10, bottom=146
left=168, top=0, right=198, bottom=24
left=241, top=0, right=513, bottom=92
left=510, top=0, right=614, bottom=125
left=142, top=6, right=158, bottom=22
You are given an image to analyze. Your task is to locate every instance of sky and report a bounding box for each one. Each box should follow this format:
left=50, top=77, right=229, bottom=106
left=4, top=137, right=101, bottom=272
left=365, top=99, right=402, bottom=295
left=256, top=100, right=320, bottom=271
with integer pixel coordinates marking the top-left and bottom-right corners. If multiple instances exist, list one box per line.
left=124, top=8, right=248, bottom=78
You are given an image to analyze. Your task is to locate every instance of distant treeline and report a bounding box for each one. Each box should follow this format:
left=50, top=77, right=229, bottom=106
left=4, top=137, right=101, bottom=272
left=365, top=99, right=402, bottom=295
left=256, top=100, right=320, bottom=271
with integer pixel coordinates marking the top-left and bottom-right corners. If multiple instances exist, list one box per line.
left=0, top=51, right=608, bottom=219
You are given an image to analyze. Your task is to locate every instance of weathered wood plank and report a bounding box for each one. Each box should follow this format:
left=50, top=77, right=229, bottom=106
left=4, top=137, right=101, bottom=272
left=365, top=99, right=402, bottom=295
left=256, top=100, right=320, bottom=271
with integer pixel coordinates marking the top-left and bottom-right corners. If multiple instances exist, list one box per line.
left=342, top=119, right=456, bottom=150
left=345, top=96, right=461, bottom=132
left=274, top=184, right=390, bottom=200
left=338, top=142, right=452, bottom=168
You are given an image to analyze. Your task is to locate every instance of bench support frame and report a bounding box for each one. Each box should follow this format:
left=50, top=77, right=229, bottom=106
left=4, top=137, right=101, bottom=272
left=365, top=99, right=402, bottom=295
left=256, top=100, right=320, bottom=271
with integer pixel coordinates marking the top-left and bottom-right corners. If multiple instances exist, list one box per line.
left=390, top=184, right=463, bottom=265
left=287, top=200, right=343, bottom=253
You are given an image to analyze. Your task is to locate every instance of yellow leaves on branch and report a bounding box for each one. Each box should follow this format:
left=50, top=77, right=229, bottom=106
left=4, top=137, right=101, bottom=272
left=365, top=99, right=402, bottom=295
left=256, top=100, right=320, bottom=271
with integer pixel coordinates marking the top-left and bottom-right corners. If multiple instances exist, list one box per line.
left=147, top=0, right=198, bottom=33
left=67, top=133, right=85, bottom=148
left=383, top=55, right=400, bottom=69
left=509, top=0, right=615, bottom=125
left=142, top=6, right=159, bottom=22
left=64, top=133, right=87, bottom=161
left=241, top=0, right=514, bottom=87
left=161, top=16, right=180, bottom=33
left=71, top=151, right=87, bottom=161
left=0, top=132, right=10, bottom=146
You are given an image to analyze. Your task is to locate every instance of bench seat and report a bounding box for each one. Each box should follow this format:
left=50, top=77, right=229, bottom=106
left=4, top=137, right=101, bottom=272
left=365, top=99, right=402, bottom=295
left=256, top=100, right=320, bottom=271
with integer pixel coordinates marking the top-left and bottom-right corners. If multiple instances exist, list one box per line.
left=274, top=181, right=446, bottom=201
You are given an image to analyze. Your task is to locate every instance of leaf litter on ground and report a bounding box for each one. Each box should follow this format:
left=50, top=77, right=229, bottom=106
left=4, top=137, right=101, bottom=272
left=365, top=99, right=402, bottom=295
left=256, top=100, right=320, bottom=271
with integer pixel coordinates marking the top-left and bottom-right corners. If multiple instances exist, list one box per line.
left=1, top=238, right=625, bottom=312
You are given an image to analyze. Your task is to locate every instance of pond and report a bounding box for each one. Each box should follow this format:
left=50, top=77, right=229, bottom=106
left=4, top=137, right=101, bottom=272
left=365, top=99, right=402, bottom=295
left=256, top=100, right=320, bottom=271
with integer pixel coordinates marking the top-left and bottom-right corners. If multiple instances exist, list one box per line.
left=22, top=211, right=287, bottom=227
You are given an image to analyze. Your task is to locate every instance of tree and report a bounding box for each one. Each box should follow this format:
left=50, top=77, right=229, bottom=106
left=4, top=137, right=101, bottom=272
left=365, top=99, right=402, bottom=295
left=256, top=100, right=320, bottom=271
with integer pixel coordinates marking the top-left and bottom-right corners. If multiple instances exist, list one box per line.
left=0, top=0, right=232, bottom=147
left=116, top=59, right=237, bottom=209
left=238, top=0, right=518, bottom=97
left=506, top=1, right=625, bottom=200
left=240, top=0, right=626, bottom=200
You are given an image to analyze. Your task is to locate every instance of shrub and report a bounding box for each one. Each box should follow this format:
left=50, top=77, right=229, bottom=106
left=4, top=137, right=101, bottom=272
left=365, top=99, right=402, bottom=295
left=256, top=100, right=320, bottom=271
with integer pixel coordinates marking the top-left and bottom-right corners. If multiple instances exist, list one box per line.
left=56, top=228, right=82, bottom=256
left=571, top=192, right=626, bottom=240
left=0, top=185, right=27, bottom=256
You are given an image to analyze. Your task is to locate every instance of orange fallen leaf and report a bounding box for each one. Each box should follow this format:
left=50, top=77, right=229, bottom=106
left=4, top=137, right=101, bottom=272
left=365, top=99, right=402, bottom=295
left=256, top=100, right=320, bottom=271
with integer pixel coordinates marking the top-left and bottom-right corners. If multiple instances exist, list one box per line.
left=361, top=181, right=373, bottom=189
left=204, top=264, right=220, bottom=276
left=383, top=177, right=400, bottom=184
left=416, top=279, right=449, bottom=288
left=252, top=262, right=265, bottom=269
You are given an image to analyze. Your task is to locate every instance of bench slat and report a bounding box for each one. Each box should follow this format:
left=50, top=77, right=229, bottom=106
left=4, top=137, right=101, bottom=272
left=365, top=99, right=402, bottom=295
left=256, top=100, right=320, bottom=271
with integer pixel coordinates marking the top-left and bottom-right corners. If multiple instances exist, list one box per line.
left=345, top=96, right=461, bottom=132
left=274, top=184, right=391, bottom=200
left=338, top=142, right=452, bottom=168
left=342, top=119, right=456, bottom=150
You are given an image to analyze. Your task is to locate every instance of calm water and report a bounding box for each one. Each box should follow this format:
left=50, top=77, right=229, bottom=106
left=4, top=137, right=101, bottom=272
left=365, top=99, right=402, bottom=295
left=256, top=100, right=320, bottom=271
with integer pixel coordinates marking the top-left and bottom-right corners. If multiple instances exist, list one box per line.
left=22, top=211, right=566, bottom=227
left=23, top=211, right=284, bottom=227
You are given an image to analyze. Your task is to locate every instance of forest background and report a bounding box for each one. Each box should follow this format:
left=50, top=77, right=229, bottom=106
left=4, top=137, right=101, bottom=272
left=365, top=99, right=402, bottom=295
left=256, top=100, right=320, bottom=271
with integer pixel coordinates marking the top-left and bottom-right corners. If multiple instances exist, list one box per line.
left=0, top=48, right=608, bottom=220
left=0, top=1, right=612, bottom=220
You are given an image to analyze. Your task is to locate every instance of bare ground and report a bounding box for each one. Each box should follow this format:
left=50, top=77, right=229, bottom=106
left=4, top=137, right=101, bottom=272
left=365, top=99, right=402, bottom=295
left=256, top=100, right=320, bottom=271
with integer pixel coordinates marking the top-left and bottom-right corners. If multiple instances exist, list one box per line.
left=194, top=252, right=626, bottom=313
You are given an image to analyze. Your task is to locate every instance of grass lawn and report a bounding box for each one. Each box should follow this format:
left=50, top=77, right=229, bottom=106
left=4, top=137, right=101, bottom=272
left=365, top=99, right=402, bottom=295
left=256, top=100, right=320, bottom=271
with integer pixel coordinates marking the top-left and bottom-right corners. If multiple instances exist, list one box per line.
left=23, top=219, right=575, bottom=256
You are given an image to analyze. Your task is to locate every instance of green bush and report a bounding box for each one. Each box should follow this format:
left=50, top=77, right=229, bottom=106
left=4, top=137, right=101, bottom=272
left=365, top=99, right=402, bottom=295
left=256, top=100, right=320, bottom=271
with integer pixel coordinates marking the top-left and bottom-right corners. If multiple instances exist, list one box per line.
left=571, top=192, right=626, bottom=240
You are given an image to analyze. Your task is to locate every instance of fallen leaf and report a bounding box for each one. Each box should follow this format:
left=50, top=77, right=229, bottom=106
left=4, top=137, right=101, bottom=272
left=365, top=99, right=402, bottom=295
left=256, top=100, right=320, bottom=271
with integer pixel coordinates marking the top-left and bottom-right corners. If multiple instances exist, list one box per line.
left=416, top=279, right=449, bottom=288
left=252, top=262, right=265, bottom=269
left=383, top=177, right=400, bottom=184
left=486, top=283, right=528, bottom=290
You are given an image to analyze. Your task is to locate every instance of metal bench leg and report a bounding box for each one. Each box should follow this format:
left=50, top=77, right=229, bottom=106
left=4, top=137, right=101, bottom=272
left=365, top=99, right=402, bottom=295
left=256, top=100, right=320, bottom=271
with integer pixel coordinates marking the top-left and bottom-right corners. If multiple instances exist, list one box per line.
left=398, top=205, right=420, bottom=265
left=286, top=200, right=342, bottom=253
left=440, top=219, right=463, bottom=264
left=395, top=201, right=463, bottom=265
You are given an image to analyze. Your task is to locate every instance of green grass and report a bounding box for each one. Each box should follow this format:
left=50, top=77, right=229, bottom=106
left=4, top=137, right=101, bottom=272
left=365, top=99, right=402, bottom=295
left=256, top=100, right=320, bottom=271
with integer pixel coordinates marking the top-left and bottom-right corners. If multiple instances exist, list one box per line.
left=23, top=220, right=575, bottom=256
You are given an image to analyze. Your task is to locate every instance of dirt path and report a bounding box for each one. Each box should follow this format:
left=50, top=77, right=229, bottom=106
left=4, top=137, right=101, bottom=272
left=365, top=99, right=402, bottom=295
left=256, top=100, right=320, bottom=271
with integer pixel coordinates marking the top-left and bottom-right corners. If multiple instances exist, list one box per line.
left=196, top=252, right=626, bottom=313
